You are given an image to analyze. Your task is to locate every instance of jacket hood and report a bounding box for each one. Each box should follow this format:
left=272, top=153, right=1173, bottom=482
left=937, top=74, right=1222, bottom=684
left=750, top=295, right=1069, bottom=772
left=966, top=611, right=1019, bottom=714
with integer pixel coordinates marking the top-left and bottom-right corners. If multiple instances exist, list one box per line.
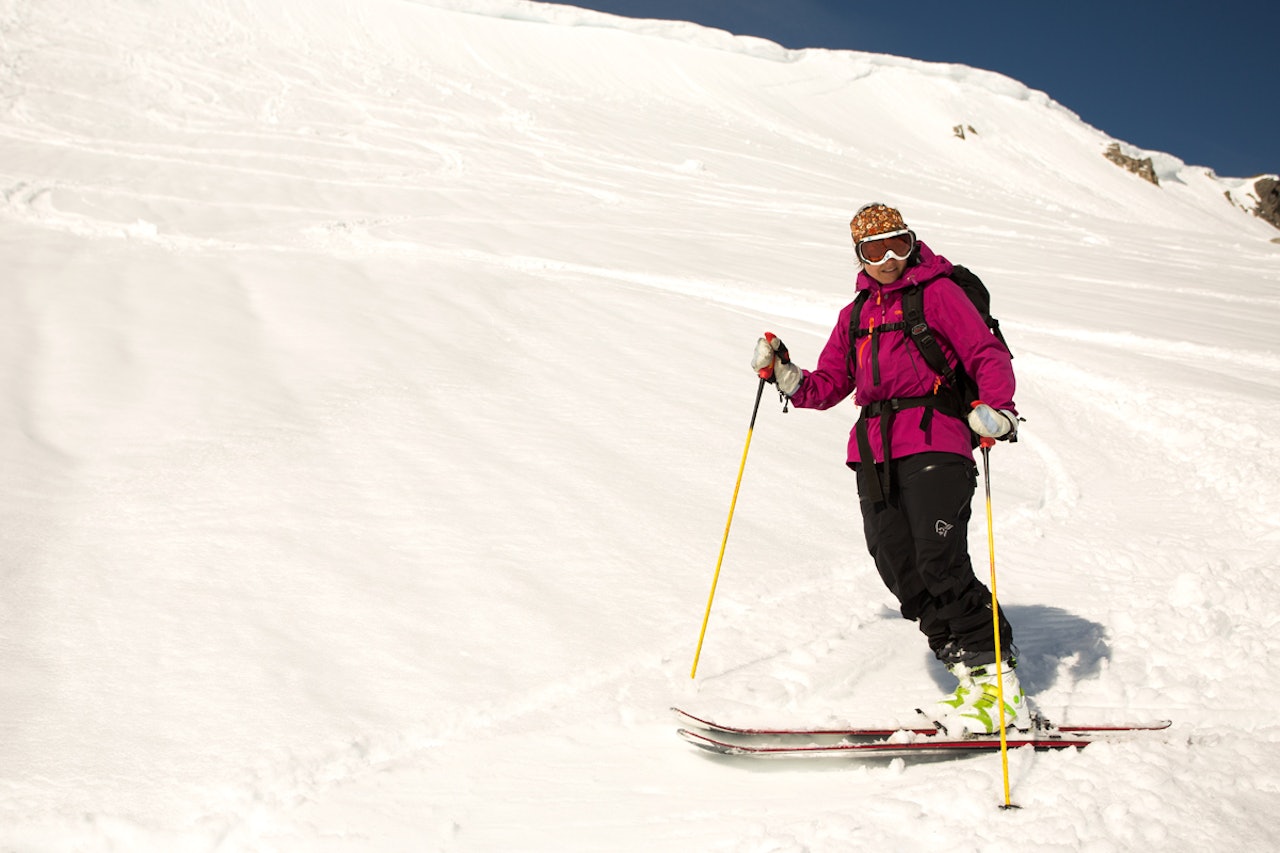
left=856, top=240, right=953, bottom=294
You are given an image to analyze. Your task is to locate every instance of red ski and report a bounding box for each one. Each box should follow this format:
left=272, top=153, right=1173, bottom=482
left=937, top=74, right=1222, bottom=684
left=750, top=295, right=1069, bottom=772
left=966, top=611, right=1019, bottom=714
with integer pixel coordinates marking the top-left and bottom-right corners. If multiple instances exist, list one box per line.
left=672, top=706, right=1171, bottom=758
left=677, top=726, right=1101, bottom=758
left=673, top=707, right=936, bottom=738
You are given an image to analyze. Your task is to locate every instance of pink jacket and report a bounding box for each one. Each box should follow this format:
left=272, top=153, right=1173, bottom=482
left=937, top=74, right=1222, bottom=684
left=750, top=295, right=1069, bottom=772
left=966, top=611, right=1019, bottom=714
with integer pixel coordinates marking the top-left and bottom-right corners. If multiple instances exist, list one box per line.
left=788, top=242, right=1016, bottom=464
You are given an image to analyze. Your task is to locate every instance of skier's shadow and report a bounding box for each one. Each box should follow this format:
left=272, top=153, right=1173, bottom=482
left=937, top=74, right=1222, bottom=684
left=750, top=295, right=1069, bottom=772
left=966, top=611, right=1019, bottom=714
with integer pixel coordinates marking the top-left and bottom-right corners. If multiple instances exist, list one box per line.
left=924, top=604, right=1110, bottom=696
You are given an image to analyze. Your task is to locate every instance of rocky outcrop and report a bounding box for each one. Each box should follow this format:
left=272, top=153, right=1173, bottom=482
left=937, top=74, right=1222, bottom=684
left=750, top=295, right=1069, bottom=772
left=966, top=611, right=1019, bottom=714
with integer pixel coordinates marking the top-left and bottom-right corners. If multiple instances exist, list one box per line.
left=1104, top=143, right=1159, bottom=185
left=1228, top=176, right=1280, bottom=231
left=1254, top=177, right=1280, bottom=230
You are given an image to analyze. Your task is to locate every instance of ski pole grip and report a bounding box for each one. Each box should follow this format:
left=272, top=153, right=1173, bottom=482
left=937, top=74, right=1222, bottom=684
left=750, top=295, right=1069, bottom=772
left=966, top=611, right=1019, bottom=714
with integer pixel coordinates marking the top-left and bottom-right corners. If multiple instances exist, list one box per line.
left=767, top=333, right=791, bottom=364
left=970, top=400, right=996, bottom=448
left=758, top=332, right=790, bottom=379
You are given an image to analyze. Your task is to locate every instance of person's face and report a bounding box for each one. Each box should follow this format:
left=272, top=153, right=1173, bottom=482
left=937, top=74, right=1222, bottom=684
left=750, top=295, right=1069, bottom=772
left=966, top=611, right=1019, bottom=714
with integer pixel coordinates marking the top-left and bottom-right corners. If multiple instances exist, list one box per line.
left=865, top=254, right=906, bottom=285
left=856, top=229, right=914, bottom=285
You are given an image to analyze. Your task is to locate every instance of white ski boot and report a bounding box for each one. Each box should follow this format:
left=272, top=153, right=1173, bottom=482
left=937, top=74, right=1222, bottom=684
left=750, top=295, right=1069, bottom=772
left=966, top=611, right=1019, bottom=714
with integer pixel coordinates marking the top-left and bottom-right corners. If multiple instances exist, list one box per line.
left=931, top=661, right=1029, bottom=735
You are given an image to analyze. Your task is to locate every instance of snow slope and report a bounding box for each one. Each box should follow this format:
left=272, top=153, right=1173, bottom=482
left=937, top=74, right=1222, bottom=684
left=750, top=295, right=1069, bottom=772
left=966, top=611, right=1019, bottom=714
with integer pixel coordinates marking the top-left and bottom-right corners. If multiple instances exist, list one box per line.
left=2, top=0, right=1279, bottom=849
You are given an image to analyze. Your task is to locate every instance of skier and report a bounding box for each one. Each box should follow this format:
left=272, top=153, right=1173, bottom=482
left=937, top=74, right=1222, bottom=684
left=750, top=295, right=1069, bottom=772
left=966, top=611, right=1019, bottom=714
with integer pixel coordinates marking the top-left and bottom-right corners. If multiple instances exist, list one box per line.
left=751, top=202, right=1028, bottom=734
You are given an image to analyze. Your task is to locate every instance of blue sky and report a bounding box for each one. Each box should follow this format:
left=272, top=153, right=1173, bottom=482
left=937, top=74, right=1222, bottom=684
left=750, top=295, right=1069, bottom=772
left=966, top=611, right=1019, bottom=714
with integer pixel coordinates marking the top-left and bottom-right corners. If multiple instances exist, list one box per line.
left=565, top=1, right=1277, bottom=180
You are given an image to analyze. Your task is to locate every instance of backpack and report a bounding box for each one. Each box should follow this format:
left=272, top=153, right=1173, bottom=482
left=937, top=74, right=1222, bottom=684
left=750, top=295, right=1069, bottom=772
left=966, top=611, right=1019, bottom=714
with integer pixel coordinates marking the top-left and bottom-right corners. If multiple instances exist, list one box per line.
left=847, top=265, right=1012, bottom=501
left=848, top=264, right=1011, bottom=411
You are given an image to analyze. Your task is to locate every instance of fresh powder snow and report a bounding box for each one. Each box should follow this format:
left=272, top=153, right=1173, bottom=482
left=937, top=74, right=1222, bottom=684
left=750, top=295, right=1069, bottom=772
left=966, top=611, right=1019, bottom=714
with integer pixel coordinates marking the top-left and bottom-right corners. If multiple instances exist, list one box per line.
left=2, top=1, right=1279, bottom=850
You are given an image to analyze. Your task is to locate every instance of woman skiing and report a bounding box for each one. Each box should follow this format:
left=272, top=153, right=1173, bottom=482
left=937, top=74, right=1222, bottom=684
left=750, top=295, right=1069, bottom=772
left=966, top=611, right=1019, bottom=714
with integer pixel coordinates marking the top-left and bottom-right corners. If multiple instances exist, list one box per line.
left=751, top=202, right=1027, bottom=734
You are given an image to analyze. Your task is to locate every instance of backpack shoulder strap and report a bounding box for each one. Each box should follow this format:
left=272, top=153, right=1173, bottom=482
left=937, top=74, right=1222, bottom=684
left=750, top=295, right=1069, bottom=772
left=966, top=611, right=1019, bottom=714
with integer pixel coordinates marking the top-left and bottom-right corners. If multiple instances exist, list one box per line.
left=846, top=289, right=872, bottom=379
left=848, top=289, right=872, bottom=339
left=901, top=283, right=956, bottom=386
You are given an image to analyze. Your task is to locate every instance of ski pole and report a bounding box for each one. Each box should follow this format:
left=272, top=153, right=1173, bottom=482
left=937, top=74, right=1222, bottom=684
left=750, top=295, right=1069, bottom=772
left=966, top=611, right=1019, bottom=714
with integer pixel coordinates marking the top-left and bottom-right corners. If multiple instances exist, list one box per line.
left=691, top=376, right=767, bottom=679
left=980, top=438, right=1019, bottom=810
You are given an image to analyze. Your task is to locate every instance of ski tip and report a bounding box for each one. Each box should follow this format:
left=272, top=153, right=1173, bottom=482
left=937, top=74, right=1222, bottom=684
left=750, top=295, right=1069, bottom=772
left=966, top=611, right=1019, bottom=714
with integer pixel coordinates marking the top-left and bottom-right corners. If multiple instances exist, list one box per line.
left=676, top=727, right=746, bottom=755
left=1051, top=719, right=1173, bottom=733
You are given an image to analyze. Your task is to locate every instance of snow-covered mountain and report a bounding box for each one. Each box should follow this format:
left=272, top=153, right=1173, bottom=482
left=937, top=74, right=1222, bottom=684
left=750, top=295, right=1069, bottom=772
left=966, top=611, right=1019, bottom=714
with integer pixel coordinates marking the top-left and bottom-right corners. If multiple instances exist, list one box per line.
left=2, top=1, right=1279, bottom=850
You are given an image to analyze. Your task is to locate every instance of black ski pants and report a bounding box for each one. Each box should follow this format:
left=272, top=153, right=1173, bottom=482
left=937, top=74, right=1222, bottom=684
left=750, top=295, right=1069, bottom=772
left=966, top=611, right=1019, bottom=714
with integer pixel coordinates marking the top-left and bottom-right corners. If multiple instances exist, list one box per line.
left=856, top=451, right=1013, bottom=668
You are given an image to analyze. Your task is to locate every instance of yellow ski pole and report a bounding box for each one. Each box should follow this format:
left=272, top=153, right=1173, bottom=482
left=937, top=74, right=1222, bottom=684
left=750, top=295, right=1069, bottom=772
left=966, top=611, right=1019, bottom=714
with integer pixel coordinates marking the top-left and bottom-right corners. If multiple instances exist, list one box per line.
left=980, top=439, right=1020, bottom=810
left=691, top=376, right=767, bottom=679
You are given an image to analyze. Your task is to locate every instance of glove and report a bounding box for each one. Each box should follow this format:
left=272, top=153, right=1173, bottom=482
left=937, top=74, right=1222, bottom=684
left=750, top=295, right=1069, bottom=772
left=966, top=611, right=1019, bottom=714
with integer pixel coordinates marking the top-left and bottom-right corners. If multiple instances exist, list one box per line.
left=751, top=333, right=803, bottom=397
left=968, top=403, right=1018, bottom=441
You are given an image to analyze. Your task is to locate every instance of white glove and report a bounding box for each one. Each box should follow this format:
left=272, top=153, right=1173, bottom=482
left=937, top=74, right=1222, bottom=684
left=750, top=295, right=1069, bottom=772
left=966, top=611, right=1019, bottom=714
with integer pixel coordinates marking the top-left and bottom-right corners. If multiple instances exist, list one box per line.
left=968, top=403, right=1017, bottom=440
left=752, top=333, right=803, bottom=397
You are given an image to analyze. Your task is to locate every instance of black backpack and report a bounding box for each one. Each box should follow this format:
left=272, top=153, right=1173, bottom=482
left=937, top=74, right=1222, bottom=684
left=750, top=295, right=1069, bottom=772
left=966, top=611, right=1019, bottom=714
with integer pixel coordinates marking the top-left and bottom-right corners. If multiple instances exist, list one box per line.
left=848, top=264, right=1010, bottom=411
left=848, top=265, right=1012, bottom=501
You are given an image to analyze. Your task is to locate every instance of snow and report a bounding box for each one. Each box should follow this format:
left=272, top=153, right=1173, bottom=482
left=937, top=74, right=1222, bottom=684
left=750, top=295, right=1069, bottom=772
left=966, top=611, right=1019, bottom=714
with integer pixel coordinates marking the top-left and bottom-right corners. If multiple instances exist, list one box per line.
left=2, top=0, right=1280, bottom=849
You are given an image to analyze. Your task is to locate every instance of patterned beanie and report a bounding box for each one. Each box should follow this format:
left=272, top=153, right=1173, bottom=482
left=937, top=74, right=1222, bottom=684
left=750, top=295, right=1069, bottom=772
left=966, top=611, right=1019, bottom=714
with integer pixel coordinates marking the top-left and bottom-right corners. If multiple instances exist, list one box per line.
left=849, top=203, right=906, bottom=243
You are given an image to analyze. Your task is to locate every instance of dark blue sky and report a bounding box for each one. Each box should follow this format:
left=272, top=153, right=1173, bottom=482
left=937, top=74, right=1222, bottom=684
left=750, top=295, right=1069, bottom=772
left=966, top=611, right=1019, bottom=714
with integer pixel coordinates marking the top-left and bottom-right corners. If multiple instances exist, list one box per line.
left=565, top=1, right=1277, bottom=179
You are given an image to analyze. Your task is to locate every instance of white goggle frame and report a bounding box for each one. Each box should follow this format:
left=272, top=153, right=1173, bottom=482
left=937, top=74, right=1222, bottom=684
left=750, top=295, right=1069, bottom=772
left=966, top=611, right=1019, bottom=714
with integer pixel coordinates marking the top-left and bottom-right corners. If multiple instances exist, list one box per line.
left=856, top=229, right=915, bottom=265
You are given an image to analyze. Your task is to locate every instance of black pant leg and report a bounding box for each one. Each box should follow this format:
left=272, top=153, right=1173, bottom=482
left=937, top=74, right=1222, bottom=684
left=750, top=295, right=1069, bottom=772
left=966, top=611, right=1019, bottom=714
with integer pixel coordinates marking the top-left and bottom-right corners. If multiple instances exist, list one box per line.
left=859, top=452, right=1015, bottom=666
left=857, top=457, right=943, bottom=650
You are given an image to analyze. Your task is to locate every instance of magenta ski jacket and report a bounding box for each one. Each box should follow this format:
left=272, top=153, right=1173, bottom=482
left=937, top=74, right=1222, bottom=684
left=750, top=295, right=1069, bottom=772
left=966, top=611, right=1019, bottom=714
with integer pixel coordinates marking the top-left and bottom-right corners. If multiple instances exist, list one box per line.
left=788, top=241, right=1016, bottom=464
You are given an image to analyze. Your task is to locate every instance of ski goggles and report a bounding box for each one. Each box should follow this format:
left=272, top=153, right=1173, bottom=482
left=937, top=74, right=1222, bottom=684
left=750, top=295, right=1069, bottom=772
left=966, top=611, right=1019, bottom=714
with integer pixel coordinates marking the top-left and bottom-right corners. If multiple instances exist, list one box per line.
left=855, top=229, right=915, bottom=264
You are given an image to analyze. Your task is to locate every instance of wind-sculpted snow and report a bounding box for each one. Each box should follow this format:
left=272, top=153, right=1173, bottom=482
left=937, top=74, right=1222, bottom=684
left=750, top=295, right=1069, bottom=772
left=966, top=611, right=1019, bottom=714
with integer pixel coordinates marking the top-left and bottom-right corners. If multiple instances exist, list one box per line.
left=2, top=1, right=1280, bottom=850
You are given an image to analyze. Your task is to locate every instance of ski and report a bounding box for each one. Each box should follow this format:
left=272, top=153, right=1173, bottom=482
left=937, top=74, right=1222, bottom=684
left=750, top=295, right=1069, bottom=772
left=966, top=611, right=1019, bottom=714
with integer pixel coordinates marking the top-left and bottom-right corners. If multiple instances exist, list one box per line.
left=677, top=726, right=1100, bottom=758
left=673, top=707, right=934, bottom=738
left=672, top=706, right=1171, bottom=739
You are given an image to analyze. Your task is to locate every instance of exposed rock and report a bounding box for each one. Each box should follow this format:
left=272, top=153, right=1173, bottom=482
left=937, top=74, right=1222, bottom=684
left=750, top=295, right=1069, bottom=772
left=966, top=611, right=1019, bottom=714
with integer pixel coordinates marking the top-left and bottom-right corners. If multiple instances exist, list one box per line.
left=1104, top=143, right=1159, bottom=185
left=1254, top=177, right=1280, bottom=230
left=1228, top=177, right=1280, bottom=231
left=953, top=124, right=977, bottom=140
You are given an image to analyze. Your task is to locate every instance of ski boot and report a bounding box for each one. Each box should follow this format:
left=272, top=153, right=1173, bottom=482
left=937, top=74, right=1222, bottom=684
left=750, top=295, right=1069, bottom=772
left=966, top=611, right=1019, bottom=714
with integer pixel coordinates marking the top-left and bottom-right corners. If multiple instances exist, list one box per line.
left=936, top=661, right=1029, bottom=735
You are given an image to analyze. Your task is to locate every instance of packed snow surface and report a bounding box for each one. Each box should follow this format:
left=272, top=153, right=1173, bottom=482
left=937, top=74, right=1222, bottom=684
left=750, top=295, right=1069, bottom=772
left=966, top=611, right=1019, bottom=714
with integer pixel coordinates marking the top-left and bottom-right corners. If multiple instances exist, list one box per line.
left=2, top=1, right=1280, bottom=850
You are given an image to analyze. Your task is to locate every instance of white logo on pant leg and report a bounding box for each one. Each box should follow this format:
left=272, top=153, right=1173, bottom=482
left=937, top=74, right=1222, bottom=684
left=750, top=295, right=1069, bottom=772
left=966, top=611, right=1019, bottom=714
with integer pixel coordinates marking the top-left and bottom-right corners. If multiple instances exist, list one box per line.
left=935, top=520, right=954, bottom=538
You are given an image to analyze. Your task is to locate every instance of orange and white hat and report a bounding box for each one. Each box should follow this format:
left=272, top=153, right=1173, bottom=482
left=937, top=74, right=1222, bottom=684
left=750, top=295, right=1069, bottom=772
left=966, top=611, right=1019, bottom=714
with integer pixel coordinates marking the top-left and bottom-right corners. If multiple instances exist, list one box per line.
left=849, top=202, right=906, bottom=244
